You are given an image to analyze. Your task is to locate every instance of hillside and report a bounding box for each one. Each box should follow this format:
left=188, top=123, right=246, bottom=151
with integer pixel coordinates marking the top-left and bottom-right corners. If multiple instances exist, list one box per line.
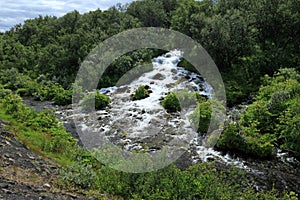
left=0, top=120, right=101, bottom=199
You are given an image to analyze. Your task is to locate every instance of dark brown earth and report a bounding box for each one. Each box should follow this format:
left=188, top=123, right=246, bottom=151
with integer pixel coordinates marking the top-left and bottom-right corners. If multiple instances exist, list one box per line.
left=0, top=120, right=103, bottom=200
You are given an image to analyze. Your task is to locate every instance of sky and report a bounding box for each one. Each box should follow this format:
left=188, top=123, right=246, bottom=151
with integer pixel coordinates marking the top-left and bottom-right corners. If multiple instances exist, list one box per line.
left=0, top=0, right=135, bottom=32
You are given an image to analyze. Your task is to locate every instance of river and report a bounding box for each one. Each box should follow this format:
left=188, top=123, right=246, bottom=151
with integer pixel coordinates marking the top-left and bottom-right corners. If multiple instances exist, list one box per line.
left=23, top=51, right=300, bottom=194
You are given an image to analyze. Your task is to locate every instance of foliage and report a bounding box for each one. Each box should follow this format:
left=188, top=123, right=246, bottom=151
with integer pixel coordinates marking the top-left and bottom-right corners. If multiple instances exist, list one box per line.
left=177, top=58, right=198, bottom=73
left=80, top=92, right=110, bottom=111
left=0, top=85, right=13, bottom=99
left=132, top=85, right=149, bottom=101
left=0, top=0, right=299, bottom=198
left=0, top=91, right=77, bottom=156
left=162, top=92, right=181, bottom=113
left=126, top=0, right=168, bottom=27
left=216, top=123, right=243, bottom=151
left=190, top=100, right=212, bottom=133
left=0, top=0, right=299, bottom=105
left=0, top=68, right=73, bottom=105
left=60, top=156, right=297, bottom=200
left=190, top=98, right=225, bottom=135
left=53, top=88, right=72, bottom=106
left=0, top=88, right=297, bottom=199
left=218, top=68, right=300, bottom=158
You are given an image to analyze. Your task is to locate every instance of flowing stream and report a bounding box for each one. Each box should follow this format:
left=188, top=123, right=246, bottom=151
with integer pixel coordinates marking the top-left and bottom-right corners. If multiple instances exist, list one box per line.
left=62, top=50, right=240, bottom=165
left=23, top=51, right=300, bottom=193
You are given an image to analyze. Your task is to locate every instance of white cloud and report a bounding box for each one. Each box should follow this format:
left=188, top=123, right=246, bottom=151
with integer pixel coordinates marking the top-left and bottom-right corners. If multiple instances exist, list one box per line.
left=0, top=0, right=134, bottom=32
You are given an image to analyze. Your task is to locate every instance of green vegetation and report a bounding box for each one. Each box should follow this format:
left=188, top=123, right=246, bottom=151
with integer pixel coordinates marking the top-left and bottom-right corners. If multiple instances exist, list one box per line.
left=1, top=87, right=298, bottom=199
left=0, top=88, right=77, bottom=163
left=217, top=69, right=300, bottom=158
left=190, top=100, right=213, bottom=133
left=80, top=92, right=111, bottom=111
left=60, top=159, right=298, bottom=200
left=162, top=92, right=181, bottom=112
left=177, top=59, right=198, bottom=73
left=0, top=68, right=73, bottom=105
left=132, top=86, right=150, bottom=100
left=0, top=0, right=299, bottom=198
left=1, top=0, right=298, bottom=105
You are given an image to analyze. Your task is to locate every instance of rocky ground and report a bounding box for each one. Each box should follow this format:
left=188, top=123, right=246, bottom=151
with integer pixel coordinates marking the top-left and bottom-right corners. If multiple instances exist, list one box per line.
left=0, top=120, right=105, bottom=200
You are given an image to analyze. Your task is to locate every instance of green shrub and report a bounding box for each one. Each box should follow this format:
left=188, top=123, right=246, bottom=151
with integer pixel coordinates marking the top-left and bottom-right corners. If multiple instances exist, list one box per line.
left=177, top=58, right=198, bottom=73
left=226, top=68, right=300, bottom=158
left=53, top=89, right=72, bottom=106
left=0, top=86, right=12, bottom=99
left=80, top=92, right=111, bottom=111
left=132, top=85, right=149, bottom=100
left=25, top=110, right=59, bottom=130
left=60, top=157, right=290, bottom=200
left=190, top=100, right=212, bottom=133
left=276, top=98, right=300, bottom=158
left=218, top=121, right=275, bottom=158
left=190, top=99, right=225, bottom=134
left=43, top=127, right=77, bottom=153
left=267, top=91, right=290, bottom=114
left=162, top=92, right=181, bottom=112
left=216, top=123, right=244, bottom=151
left=2, top=93, right=26, bottom=116
left=175, top=89, right=199, bottom=108
left=240, top=100, right=273, bottom=135
left=60, top=163, right=99, bottom=189
left=242, top=127, right=275, bottom=158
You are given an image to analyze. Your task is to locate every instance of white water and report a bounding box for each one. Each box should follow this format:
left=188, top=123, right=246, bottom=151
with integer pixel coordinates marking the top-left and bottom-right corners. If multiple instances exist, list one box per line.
left=94, top=50, right=249, bottom=168
left=97, top=50, right=207, bottom=152
left=59, top=51, right=269, bottom=169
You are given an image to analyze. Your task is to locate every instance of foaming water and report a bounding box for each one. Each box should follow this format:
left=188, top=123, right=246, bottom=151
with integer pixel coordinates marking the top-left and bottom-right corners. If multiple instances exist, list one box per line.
left=97, top=50, right=207, bottom=152
left=60, top=51, right=251, bottom=168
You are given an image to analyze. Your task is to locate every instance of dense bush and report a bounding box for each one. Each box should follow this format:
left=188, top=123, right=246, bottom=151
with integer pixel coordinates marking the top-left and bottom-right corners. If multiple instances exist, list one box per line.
left=218, top=68, right=300, bottom=158
left=0, top=85, right=12, bottom=99
left=216, top=123, right=243, bottom=151
left=60, top=156, right=298, bottom=200
left=80, top=92, right=111, bottom=111
left=0, top=68, right=74, bottom=105
left=53, top=88, right=72, bottom=106
left=190, top=98, right=225, bottom=135
left=162, top=92, right=181, bottom=112
left=190, top=100, right=212, bottom=133
left=132, top=85, right=150, bottom=100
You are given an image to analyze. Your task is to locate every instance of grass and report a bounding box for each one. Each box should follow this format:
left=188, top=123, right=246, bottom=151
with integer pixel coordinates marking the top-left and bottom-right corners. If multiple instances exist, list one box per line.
left=0, top=105, right=75, bottom=166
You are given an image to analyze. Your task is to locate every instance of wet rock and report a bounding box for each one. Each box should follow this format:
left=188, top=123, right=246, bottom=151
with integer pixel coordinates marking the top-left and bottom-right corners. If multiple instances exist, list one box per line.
left=156, top=58, right=164, bottom=64
left=136, top=115, right=143, bottom=120
left=171, top=69, right=177, bottom=74
left=2, top=188, right=12, bottom=194
left=43, top=183, right=51, bottom=189
left=185, top=75, right=191, bottom=80
left=175, top=151, right=194, bottom=169
left=165, top=53, right=172, bottom=58
left=116, top=86, right=129, bottom=93
left=0, top=183, right=9, bottom=189
left=144, top=85, right=151, bottom=90
left=152, top=73, right=166, bottom=80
